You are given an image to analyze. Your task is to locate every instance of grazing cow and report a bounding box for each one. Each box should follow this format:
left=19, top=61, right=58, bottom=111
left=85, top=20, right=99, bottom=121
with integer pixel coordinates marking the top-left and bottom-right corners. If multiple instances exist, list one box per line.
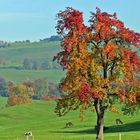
left=116, top=118, right=123, bottom=125
left=65, top=122, right=73, bottom=128
left=24, top=131, right=32, bottom=136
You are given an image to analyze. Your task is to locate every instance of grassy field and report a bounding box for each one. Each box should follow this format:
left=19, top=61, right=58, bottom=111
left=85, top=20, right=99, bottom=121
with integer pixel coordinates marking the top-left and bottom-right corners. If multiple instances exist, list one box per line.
left=0, top=69, right=65, bottom=83
left=0, top=98, right=139, bottom=140
left=0, top=40, right=60, bottom=67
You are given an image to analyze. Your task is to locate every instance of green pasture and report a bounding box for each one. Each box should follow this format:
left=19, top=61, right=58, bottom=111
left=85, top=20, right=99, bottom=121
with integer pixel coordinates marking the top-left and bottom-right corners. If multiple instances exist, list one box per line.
left=0, top=98, right=139, bottom=140
left=0, top=41, right=60, bottom=67
left=0, top=69, right=65, bottom=83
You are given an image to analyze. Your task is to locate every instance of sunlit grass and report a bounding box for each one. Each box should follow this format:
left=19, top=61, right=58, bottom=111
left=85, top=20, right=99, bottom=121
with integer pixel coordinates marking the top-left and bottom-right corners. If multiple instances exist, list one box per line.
left=0, top=69, right=65, bottom=83
left=0, top=98, right=139, bottom=140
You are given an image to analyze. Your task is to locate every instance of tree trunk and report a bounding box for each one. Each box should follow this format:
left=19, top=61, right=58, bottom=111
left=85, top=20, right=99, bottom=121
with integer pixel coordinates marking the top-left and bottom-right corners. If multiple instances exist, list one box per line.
left=96, top=113, right=104, bottom=140
left=94, top=99, right=105, bottom=140
left=95, top=56, right=107, bottom=140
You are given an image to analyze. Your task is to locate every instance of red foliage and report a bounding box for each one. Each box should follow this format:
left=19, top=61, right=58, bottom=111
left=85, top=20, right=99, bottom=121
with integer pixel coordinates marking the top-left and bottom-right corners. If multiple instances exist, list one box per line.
left=54, top=7, right=140, bottom=107
left=136, top=93, right=140, bottom=103
left=56, top=7, right=87, bottom=35
left=54, top=7, right=88, bottom=68
left=117, top=88, right=126, bottom=101
left=42, top=95, right=60, bottom=101
left=90, top=7, right=140, bottom=48
left=78, top=83, right=98, bottom=102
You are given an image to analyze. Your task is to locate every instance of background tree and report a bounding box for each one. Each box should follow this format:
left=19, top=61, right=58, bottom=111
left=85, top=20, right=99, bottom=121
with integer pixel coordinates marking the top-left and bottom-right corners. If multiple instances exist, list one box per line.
left=0, top=57, right=6, bottom=65
left=23, top=58, right=33, bottom=70
left=47, top=35, right=61, bottom=41
left=33, top=78, right=49, bottom=100
left=41, top=60, right=51, bottom=69
left=0, top=77, right=9, bottom=97
left=7, top=82, right=34, bottom=106
left=32, top=60, right=40, bottom=70
left=48, top=82, right=64, bottom=97
left=54, top=7, right=140, bottom=140
left=0, top=41, right=9, bottom=48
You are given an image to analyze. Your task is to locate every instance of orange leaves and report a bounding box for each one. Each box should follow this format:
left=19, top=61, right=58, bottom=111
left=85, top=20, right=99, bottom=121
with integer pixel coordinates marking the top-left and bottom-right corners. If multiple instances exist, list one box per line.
left=56, top=7, right=87, bottom=35
left=54, top=8, right=88, bottom=68
left=136, top=93, right=140, bottom=103
left=95, top=22, right=103, bottom=32
left=118, top=88, right=126, bottom=101
left=103, top=42, right=117, bottom=58
left=119, top=48, right=139, bottom=76
left=110, top=105, right=119, bottom=113
left=90, top=7, right=140, bottom=48
left=119, top=28, right=140, bottom=48
left=7, top=83, right=34, bottom=106
left=66, top=42, right=72, bottom=53
left=78, top=83, right=93, bottom=102
left=78, top=77, right=110, bottom=102
left=54, top=7, right=140, bottom=114
left=128, top=93, right=137, bottom=103
left=78, top=83, right=106, bottom=102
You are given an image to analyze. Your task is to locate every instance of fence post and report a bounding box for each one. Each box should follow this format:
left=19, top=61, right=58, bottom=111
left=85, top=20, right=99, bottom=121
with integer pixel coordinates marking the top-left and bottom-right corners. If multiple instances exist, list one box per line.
left=119, top=133, right=121, bottom=140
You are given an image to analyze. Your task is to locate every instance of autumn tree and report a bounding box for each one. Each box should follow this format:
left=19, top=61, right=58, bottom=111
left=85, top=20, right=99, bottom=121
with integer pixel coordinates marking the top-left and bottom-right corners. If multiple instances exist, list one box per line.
left=23, top=58, right=33, bottom=70
left=54, top=7, right=140, bottom=140
left=0, top=77, right=9, bottom=97
left=7, top=82, right=34, bottom=106
left=33, top=78, right=48, bottom=100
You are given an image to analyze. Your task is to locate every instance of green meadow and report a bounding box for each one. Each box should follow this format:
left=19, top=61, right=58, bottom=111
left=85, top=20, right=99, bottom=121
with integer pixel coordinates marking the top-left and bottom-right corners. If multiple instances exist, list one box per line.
left=0, top=41, right=60, bottom=67
left=0, top=69, right=65, bottom=83
left=0, top=98, right=139, bottom=140
left=0, top=40, right=65, bottom=84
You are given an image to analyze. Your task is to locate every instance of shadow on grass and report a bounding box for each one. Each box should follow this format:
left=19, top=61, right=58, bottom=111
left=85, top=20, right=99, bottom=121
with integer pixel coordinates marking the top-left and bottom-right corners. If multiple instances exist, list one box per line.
left=0, top=113, right=12, bottom=118
left=106, top=121, right=140, bottom=133
left=52, top=121, right=140, bottom=134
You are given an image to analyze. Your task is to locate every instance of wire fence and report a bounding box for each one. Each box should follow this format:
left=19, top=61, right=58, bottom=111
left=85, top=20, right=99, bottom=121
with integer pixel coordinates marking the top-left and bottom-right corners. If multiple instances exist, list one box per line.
left=0, top=133, right=139, bottom=140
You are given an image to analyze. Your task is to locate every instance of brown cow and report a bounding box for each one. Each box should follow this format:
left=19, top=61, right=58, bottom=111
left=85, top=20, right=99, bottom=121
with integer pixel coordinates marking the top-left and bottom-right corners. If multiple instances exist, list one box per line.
left=65, top=122, right=73, bottom=128
left=116, top=118, right=123, bottom=125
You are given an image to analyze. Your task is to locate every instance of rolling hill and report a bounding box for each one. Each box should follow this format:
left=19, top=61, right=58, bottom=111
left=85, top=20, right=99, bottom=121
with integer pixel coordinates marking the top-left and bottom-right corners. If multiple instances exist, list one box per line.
left=0, top=40, right=61, bottom=68
left=0, top=98, right=139, bottom=140
left=0, top=40, right=65, bottom=83
left=0, top=69, right=65, bottom=83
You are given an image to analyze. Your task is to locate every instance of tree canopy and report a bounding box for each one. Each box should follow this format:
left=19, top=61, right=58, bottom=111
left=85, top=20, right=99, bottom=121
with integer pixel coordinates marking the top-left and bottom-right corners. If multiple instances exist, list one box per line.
left=54, top=7, right=140, bottom=140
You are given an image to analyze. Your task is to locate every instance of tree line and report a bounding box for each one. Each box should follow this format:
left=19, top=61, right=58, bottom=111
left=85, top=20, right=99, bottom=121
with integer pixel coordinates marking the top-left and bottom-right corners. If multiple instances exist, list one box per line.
left=0, top=77, right=63, bottom=106
left=0, top=57, right=62, bottom=70
left=22, top=58, right=61, bottom=70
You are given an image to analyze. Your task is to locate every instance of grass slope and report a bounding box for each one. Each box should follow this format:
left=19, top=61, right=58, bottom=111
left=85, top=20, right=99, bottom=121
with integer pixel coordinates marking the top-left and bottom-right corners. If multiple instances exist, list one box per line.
left=0, top=69, right=65, bottom=83
left=0, top=40, right=65, bottom=84
left=0, top=98, right=139, bottom=140
left=0, top=41, right=60, bottom=67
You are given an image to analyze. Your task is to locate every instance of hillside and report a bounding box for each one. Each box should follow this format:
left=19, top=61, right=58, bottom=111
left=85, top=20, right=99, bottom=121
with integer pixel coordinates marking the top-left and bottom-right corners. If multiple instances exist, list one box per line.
left=0, top=98, right=139, bottom=140
left=0, top=69, right=65, bottom=83
left=0, top=40, right=61, bottom=68
left=0, top=40, right=66, bottom=83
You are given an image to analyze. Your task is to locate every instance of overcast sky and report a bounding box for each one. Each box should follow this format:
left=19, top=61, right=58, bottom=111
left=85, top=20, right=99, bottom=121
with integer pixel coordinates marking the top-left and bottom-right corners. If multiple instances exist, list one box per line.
left=0, top=0, right=139, bottom=41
